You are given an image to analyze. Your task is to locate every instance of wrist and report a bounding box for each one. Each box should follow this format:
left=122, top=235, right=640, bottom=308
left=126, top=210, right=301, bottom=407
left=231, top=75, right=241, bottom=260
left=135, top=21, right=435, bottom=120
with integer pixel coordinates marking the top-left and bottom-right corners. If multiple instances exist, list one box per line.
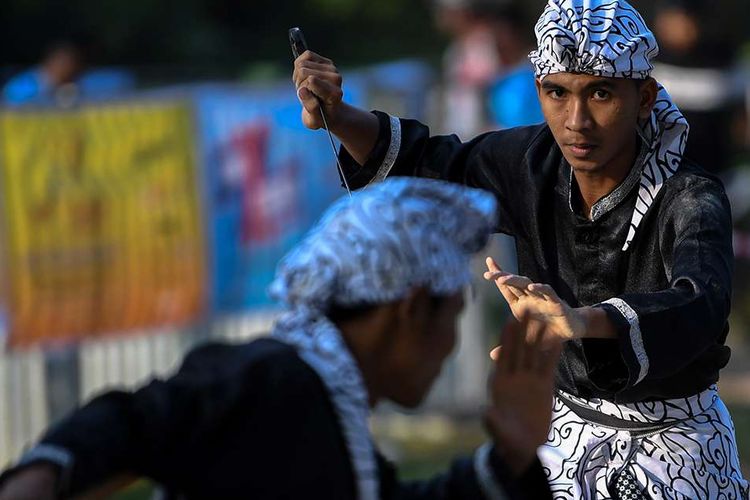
left=576, top=306, right=617, bottom=340
left=326, top=102, right=356, bottom=135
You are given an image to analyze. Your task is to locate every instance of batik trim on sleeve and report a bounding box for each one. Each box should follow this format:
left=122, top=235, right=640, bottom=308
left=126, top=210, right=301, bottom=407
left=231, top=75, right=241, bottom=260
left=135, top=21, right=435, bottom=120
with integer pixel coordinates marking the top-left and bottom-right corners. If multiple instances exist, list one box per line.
left=474, top=443, right=510, bottom=500
left=601, top=298, right=649, bottom=384
left=369, top=115, right=401, bottom=184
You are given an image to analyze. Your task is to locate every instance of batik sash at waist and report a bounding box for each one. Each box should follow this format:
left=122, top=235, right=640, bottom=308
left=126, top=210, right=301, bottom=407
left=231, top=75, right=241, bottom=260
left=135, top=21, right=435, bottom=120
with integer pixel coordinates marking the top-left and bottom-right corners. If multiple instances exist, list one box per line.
left=557, top=393, right=676, bottom=433
left=556, top=384, right=719, bottom=426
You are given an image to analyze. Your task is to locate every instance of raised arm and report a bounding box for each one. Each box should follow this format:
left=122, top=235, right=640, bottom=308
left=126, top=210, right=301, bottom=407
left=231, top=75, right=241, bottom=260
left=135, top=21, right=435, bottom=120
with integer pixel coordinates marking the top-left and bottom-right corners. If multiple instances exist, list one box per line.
left=291, top=50, right=537, bottom=203
left=293, top=50, right=379, bottom=165
left=381, top=318, right=558, bottom=500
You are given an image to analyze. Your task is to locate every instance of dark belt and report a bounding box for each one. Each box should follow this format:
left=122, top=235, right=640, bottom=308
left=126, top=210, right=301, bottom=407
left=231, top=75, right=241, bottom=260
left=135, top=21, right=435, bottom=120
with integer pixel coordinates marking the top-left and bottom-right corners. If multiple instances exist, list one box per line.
left=557, top=391, right=678, bottom=435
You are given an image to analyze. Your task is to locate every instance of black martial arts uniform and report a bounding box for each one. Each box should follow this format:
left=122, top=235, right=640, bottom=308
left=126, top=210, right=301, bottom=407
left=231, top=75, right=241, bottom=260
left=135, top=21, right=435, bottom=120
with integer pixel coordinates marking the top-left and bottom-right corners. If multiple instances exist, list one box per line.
left=0, top=338, right=551, bottom=499
left=342, top=113, right=734, bottom=404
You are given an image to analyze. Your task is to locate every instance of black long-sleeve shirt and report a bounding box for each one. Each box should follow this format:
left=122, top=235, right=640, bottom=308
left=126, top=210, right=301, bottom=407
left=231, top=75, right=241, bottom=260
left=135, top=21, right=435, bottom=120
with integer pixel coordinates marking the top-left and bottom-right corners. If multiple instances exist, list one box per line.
left=341, top=113, right=734, bottom=404
left=0, top=338, right=550, bottom=499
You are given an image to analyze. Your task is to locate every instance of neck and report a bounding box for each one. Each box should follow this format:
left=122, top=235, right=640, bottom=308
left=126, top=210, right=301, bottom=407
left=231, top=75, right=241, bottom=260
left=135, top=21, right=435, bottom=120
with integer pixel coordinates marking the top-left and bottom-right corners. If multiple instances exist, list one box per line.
left=335, top=311, right=393, bottom=408
left=573, top=134, right=639, bottom=219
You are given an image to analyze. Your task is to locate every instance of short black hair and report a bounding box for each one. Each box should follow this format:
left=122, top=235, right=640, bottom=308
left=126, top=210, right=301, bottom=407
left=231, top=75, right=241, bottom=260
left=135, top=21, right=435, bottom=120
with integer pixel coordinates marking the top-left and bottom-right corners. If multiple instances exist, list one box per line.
left=326, top=295, right=447, bottom=323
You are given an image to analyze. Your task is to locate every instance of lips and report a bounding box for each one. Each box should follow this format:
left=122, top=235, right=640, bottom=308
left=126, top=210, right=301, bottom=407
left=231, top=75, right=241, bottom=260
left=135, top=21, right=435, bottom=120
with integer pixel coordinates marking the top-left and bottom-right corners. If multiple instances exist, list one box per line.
left=566, top=143, right=597, bottom=158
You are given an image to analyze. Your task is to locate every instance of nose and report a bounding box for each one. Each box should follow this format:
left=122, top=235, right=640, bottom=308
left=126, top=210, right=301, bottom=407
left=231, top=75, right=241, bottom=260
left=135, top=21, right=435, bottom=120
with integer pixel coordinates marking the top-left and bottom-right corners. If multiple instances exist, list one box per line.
left=565, top=97, right=593, bottom=133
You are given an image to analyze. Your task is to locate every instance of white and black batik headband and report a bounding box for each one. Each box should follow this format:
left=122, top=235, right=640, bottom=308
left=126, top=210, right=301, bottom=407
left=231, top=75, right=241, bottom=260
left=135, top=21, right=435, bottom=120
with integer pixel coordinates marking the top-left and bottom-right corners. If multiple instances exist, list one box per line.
left=530, top=0, right=690, bottom=251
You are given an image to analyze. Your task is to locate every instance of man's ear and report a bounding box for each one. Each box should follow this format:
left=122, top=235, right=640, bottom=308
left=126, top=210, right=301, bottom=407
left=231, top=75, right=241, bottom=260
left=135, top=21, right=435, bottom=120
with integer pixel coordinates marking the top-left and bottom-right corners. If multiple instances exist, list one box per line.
left=638, top=77, right=658, bottom=120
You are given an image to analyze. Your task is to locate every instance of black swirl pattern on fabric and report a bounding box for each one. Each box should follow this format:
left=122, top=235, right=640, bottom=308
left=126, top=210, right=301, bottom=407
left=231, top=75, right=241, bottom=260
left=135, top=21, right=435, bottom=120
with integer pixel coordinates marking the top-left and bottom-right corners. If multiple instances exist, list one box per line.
left=539, top=394, right=750, bottom=499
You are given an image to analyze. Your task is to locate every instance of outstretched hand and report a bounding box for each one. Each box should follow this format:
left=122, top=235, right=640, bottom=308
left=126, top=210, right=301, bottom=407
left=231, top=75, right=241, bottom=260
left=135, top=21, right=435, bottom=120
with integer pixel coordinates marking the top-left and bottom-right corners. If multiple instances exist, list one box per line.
left=483, top=256, right=586, bottom=344
left=483, top=315, right=562, bottom=475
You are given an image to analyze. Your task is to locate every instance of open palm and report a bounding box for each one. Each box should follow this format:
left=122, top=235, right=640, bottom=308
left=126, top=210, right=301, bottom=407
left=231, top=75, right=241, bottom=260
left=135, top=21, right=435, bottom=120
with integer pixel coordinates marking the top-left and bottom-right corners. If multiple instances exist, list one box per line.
left=483, top=256, right=585, bottom=343
left=484, top=316, right=562, bottom=474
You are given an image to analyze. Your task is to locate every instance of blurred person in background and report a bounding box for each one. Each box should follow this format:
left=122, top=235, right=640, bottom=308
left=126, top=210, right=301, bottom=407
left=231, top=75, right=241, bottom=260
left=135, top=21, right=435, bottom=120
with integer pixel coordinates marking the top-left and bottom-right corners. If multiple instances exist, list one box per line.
left=486, top=4, right=544, bottom=129
left=293, top=0, right=749, bottom=496
left=0, top=178, right=557, bottom=500
left=651, top=0, right=746, bottom=176
left=2, top=38, right=135, bottom=108
left=2, top=40, right=86, bottom=107
left=434, top=0, right=503, bottom=137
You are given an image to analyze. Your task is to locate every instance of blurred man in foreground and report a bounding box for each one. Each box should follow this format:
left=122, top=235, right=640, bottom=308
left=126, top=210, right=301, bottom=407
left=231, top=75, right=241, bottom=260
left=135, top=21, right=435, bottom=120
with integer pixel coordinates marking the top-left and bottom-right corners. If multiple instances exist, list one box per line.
left=0, top=178, right=557, bottom=499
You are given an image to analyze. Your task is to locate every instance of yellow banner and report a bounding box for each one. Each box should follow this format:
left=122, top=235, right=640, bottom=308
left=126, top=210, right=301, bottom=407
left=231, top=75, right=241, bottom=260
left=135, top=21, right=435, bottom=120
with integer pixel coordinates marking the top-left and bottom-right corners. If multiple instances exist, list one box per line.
left=0, top=102, right=205, bottom=347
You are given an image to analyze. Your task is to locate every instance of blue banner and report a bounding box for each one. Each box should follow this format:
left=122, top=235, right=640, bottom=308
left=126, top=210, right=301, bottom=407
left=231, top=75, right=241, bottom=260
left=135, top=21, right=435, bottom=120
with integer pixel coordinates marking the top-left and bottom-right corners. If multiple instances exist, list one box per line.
left=195, top=82, right=366, bottom=312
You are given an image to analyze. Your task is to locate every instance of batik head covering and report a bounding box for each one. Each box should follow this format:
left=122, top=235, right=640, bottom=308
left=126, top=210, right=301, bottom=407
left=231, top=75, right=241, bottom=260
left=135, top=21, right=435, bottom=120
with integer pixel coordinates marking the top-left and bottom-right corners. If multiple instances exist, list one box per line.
left=529, top=0, right=690, bottom=251
left=269, top=177, right=496, bottom=500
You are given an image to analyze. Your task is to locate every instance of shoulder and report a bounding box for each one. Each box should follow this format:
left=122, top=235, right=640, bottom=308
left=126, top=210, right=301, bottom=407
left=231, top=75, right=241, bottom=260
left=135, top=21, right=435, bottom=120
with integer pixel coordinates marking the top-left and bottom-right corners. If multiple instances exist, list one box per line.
left=481, top=123, right=551, bottom=151
left=661, top=159, right=730, bottom=213
left=470, top=124, right=561, bottom=191
left=469, top=123, right=556, bottom=169
left=656, top=159, right=732, bottom=239
left=179, top=337, right=324, bottom=392
left=2, top=69, right=44, bottom=103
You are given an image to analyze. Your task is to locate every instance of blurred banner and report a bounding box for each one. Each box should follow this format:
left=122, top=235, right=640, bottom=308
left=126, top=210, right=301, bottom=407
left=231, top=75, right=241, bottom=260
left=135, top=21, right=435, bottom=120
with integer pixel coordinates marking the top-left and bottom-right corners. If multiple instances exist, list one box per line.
left=0, top=60, right=431, bottom=348
left=195, top=82, right=366, bottom=312
left=0, top=102, right=206, bottom=347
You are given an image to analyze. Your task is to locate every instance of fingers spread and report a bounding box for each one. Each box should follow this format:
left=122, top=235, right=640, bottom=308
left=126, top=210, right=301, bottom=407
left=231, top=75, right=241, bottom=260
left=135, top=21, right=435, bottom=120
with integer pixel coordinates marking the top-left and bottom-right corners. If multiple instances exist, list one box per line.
left=497, top=274, right=533, bottom=290
left=486, top=256, right=501, bottom=273
left=528, top=283, right=558, bottom=302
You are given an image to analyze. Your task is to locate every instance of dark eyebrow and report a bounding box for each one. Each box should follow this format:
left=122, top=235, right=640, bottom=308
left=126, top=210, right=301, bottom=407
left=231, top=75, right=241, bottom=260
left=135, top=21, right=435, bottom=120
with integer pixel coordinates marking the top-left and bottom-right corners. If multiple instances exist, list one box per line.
left=582, top=79, right=616, bottom=91
left=540, top=81, right=565, bottom=90
left=540, top=78, right=617, bottom=92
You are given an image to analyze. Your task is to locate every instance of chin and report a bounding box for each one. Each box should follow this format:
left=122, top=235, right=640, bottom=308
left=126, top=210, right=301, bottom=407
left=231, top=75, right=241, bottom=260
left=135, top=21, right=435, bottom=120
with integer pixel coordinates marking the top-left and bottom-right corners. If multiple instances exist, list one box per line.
left=391, top=381, right=435, bottom=409
left=393, top=391, right=427, bottom=409
left=566, top=157, right=606, bottom=174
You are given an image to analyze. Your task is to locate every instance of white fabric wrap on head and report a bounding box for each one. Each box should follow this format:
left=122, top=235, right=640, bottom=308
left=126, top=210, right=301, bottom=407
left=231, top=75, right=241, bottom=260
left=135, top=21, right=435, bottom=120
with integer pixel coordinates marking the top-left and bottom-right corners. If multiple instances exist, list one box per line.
left=529, top=0, right=689, bottom=251
left=269, top=177, right=497, bottom=500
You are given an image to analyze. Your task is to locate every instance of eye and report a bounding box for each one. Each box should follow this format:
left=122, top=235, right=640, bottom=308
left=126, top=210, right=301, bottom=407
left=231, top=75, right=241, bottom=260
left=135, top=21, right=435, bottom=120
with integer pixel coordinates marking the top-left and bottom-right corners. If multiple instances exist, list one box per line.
left=547, top=88, right=565, bottom=100
left=592, top=89, right=610, bottom=100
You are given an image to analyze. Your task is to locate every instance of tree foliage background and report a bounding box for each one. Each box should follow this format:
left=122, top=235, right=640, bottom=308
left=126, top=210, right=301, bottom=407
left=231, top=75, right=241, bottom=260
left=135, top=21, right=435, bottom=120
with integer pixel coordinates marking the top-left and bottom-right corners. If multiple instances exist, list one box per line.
left=1, top=0, right=748, bottom=81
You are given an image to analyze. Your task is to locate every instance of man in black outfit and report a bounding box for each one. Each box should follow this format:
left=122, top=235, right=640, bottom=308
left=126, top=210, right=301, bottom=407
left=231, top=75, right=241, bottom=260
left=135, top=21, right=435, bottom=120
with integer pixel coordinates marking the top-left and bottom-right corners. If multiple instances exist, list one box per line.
left=0, top=178, right=557, bottom=499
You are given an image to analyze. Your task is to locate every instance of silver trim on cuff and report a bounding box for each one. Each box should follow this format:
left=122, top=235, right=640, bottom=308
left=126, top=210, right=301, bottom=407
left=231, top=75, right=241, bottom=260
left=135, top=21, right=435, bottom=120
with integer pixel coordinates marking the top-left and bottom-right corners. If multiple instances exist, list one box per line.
left=473, top=443, right=510, bottom=500
left=16, top=444, right=74, bottom=495
left=369, top=115, right=401, bottom=184
left=601, top=298, right=649, bottom=384
left=17, top=444, right=73, bottom=470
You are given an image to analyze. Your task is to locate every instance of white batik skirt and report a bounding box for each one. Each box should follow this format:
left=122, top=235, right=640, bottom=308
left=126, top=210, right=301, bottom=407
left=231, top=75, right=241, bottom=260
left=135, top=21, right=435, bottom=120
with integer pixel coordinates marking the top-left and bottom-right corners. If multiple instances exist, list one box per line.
left=538, top=385, right=749, bottom=499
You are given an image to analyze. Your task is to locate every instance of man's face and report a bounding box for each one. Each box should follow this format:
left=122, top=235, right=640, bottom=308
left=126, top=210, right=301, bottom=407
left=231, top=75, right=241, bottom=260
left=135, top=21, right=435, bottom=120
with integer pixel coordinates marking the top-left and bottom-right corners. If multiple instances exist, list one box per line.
left=536, top=73, right=651, bottom=174
left=383, top=291, right=465, bottom=408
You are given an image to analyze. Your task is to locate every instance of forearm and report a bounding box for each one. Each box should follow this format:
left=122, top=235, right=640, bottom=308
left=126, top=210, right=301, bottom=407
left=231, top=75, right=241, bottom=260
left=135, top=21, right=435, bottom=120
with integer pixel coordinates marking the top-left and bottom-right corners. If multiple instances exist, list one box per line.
left=329, top=103, right=379, bottom=166
left=576, top=306, right=618, bottom=340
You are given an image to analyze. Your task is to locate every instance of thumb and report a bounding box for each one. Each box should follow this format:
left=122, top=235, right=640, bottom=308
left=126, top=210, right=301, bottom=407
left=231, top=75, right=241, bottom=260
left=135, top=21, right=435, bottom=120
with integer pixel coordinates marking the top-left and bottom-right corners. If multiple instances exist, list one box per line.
left=297, top=86, right=320, bottom=113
